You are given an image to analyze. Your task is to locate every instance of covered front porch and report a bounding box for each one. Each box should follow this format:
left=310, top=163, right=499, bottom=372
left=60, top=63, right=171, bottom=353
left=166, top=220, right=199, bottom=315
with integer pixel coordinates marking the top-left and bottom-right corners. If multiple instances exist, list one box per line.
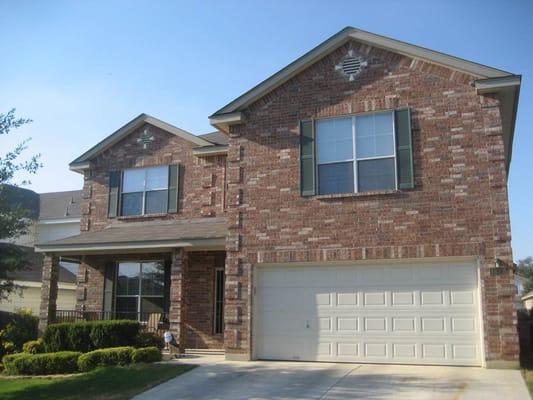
left=35, top=218, right=227, bottom=352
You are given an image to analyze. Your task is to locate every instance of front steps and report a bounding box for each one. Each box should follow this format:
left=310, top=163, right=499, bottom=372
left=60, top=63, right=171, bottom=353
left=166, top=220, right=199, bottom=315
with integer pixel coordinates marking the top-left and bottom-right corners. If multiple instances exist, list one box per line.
left=162, top=348, right=224, bottom=361
left=185, top=348, right=225, bottom=355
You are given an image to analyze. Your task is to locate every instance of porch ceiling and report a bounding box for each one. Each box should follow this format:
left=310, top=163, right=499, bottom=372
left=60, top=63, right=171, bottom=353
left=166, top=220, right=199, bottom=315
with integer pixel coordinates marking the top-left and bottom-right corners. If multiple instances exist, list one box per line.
left=35, top=217, right=227, bottom=254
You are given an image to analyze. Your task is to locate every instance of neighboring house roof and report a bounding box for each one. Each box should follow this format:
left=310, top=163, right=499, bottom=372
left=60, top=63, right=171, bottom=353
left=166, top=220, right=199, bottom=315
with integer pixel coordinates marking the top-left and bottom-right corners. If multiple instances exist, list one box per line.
left=35, top=218, right=227, bottom=253
left=39, top=190, right=82, bottom=220
left=0, top=185, right=82, bottom=222
left=69, top=114, right=219, bottom=171
left=208, top=26, right=520, bottom=174
left=4, top=245, right=76, bottom=284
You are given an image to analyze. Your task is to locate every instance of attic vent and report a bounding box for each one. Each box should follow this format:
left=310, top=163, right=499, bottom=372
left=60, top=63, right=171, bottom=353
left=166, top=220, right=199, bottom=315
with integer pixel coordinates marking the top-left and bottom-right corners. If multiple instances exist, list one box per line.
left=335, top=51, right=368, bottom=81
left=342, top=57, right=362, bottom=75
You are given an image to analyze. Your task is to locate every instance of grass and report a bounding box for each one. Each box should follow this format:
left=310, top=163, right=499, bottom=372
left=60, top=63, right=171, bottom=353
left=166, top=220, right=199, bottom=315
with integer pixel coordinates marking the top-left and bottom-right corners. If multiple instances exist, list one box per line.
left=0, top=363, right=194, bottom=400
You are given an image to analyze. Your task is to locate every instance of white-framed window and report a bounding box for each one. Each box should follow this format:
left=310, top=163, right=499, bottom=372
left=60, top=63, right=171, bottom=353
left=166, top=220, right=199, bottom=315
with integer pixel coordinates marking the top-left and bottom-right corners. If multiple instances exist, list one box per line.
left=316, top=111, right=397, bottom=195
left=121, top=166, right=168, bottom=216
left=115, top=261, right=165, bottom=321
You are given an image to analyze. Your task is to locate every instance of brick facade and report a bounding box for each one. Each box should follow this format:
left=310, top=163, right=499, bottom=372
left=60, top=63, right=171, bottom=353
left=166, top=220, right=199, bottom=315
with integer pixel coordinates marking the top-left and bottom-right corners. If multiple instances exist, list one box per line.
left=40, top=35, right=518, bottom=366
left=183, top=251, right=226, bottom=349
left=80, top=124, right=226, bottom=233
left=40, top=124, right=229, bottom=349
left=74, top=251, right=225, bottom=350
left=223, top=40, right=518, bottom=365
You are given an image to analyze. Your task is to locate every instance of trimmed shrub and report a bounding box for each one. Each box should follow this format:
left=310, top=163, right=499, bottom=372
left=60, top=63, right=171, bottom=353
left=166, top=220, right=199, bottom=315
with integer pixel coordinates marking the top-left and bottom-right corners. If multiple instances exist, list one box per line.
left=67, top=322, right=92, bottom=353
left=132, top=347, right=162, bottom=363
left=77, top=346, right=134, bottom=372
left=2, top=353, right=26, bottom=375
left=0, top=309, right=38, bottom=357
left=43, top=320, right=140, bottom=352
left=135, top=332, right=164, bottom=350
left=23, top=338, right=45, bottom=354
left=3, top=351, right=81, bottom=375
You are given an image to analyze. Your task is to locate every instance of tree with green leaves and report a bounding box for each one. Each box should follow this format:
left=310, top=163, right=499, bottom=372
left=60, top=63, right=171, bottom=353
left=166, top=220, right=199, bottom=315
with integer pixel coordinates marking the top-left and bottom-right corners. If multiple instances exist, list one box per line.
left=0, top=109, right=41, bottom=300
left=517, top=256, right=533, bottom=294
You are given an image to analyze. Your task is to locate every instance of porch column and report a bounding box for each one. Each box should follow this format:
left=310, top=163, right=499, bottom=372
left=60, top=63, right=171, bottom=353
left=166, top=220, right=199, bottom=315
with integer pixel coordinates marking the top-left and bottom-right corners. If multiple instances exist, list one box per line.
left=169, top=248, right=188, bottom=353
left=38, top=254, right=60, bottom=335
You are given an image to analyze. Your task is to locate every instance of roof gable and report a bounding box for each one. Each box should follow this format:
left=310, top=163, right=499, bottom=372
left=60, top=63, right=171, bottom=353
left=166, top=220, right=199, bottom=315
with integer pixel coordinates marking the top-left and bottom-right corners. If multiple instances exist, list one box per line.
left=70, top=114, right=214, bottom=169
left=209, top=26, right=514, bottom=120
left=209, top=26, right=520, bottom=176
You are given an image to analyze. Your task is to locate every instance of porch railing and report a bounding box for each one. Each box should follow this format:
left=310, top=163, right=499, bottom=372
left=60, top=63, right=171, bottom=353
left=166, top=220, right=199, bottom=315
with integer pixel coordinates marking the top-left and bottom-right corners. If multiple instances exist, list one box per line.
left=52, top=310, right=170, bottom=332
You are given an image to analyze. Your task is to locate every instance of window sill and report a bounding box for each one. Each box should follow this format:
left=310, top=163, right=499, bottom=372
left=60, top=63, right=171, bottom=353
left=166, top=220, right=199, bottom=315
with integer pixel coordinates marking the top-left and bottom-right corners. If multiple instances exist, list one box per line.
left=117, top=213, right=169, bottom=220
left=314, top=189, right=402, bottom=200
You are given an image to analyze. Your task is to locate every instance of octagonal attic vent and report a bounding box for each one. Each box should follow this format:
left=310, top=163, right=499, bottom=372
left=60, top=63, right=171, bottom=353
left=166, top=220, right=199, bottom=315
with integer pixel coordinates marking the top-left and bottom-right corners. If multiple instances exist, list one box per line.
left=335, top=50, right=368, bottom=81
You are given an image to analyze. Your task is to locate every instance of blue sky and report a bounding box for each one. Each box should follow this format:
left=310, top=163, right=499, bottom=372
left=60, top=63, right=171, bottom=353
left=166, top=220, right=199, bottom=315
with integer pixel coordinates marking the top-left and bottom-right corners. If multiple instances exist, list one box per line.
left=1, top=0, right=531, bottom=260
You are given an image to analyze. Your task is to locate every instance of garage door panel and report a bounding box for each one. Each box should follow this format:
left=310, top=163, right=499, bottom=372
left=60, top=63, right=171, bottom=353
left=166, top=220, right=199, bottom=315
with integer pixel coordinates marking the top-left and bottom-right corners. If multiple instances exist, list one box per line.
left=254, top=261, right=481, bottom=366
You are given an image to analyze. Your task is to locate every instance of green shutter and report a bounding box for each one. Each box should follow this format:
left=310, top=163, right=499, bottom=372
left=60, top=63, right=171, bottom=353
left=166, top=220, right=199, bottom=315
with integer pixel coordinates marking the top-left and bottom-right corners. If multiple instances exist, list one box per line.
left=395, top=109, right=414, bottom=189
left=103, top=262, right=116, bottom=318
left=108, top=171, right=121, bottom=218
left=300, top=120, right=316, bottom=196
left=167, top=164, right=180, bottom=213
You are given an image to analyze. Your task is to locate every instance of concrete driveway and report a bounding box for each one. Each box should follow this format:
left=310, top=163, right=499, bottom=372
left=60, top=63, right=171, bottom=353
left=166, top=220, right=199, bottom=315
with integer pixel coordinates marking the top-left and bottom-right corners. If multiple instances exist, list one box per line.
left=134, top=354, right=529, bottom=400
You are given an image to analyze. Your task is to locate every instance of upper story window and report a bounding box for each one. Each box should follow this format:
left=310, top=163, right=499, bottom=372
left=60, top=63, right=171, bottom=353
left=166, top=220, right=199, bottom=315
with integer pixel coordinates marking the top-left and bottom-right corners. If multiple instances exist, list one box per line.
left=316, top=112, right=396, bottom=195
left=300, top=109, right=413, bottom=197
left=121, top=166, right=169, bottom=216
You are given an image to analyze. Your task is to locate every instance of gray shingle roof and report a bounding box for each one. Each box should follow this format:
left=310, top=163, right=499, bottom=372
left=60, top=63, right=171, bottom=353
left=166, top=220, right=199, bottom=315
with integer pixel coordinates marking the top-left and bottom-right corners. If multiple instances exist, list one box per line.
left=37, top=218, right=227, bottom=248
left=198, top=131, right=228, bottom=146
left=39, top=190, right=82, bottom=220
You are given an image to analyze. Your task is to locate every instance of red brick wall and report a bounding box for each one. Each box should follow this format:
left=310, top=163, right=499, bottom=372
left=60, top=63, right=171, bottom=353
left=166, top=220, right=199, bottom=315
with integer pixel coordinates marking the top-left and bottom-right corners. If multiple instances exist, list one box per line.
left=183, top=251, right=226, bottom=349
left=77, top=251, right=226, bottom=350
left=79, top=124, right=226, bottom=233
left=224, top=40, right=517, bottom=364
left=76, top=253, right=167, bottom=313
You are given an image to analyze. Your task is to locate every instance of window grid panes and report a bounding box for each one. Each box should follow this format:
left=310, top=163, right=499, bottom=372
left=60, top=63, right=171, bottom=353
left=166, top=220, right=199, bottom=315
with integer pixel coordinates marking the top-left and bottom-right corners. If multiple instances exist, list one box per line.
left=115, top=261, right=165, bottom=322
left=121, top=166, right=168, bottom=216
left=316, top=112, right=397, bottom=195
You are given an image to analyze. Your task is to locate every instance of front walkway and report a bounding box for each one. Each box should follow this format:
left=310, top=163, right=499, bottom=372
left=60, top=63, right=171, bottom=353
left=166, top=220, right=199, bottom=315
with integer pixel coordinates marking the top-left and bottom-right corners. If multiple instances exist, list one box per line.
left=134, top=354, right=529, bottom=400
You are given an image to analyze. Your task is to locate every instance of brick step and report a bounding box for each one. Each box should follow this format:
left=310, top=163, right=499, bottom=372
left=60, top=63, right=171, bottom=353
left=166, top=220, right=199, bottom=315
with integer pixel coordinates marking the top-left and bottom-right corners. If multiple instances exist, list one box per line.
left=184, top=348, right=225, bottom=355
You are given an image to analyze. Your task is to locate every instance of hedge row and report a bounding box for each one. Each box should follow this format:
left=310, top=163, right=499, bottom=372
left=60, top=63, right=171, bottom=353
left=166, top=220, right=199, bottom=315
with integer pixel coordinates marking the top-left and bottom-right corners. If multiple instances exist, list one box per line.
left=3, top=351, right=81, bottom=375
left=2, top=346, right=161, bottom=375
left=78, top=346, right=134, bottom=372
left=43, top=320, right=140, bottom=352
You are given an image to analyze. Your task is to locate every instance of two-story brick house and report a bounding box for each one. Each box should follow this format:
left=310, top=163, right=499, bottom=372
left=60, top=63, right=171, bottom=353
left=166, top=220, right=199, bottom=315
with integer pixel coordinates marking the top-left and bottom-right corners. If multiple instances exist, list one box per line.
left=37, top=27, right=521, bottom=368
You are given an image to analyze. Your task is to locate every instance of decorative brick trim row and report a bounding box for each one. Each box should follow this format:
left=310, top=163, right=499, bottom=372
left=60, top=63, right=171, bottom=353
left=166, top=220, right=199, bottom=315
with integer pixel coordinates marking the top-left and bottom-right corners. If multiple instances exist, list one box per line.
left=251, top=242, right=485, bottom=265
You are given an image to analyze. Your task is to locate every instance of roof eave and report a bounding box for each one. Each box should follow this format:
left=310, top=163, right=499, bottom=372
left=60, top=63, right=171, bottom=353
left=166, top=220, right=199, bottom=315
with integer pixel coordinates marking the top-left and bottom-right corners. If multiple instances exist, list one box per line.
left=69, top=161, right=91, bottom=174
left=35, top=237, right=226, bottom=254
left=192, top=145, right=228, bottom=157
left=208, top=111, right=245, bottom=133
left=475, top=75, right=521, bottom=177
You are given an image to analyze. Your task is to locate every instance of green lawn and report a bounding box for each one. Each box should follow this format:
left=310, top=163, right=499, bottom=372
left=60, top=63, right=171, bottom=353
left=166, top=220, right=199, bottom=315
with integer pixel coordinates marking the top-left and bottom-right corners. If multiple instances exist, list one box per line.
left=0, top=363, right=194, bottom=400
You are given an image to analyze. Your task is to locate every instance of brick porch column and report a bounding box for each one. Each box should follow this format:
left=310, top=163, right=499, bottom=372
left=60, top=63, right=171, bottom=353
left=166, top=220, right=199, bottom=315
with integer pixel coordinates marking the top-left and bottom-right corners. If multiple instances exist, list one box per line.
left=169, top=248, right=188, bottom=353
left=38, top=254, right=59, bottom=335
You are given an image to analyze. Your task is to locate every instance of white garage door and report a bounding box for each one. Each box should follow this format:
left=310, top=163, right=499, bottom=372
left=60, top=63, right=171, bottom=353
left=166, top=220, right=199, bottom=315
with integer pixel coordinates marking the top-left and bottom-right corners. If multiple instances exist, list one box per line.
left=254, top=260, right=482, bottom=366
